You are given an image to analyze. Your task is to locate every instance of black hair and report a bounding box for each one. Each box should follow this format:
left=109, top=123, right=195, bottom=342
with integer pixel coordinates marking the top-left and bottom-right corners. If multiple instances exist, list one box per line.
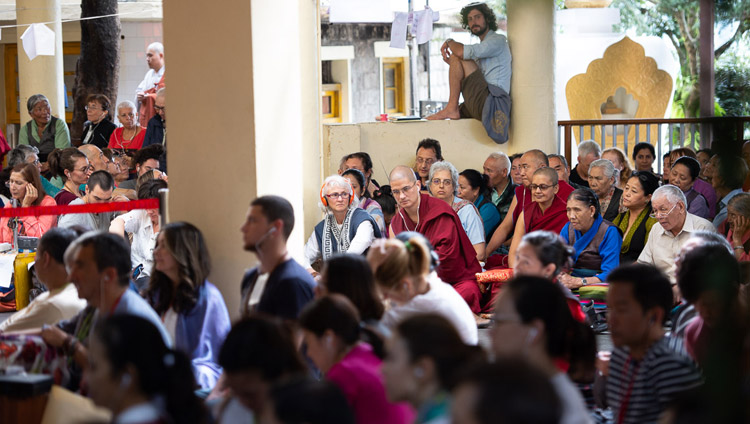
left=459, top=2, right=499, bottom=32
left=341, top=168, right=366, bottom=197
left=416, top=138, right=443, bottom=161
left=459, top=169, right=489, bottom=197
left=342, top=152, right=373, bottom=172
left=672, top=156, right=701, bottom=181
left=38, top=227, right=79, bottom=264
left=372, top=185, right=397, bottom=216
left=520, top=231, right=575, bottom=276
left=607, top=263, right=673, bottom=324
left=322, top=254, right=384, bottom=321
left=663, top=152, right=671, bottom=160
left=632, top=142, right=655, bottom=160
left=509, top=153, right=523, bottom=163
left=455, top=360, right=562, bottom=424
left=47, top=147, right=88, bottom=182
left=95, top=315, right=209, bottom=424
left=134, top=144, right=165, bottom=167
left=7, top=145, right=38, bottom=168
left=569, top=187, right=601, bottom=217
left=396, top=314, right=485, bottom=390
left=696, top=148, right=713, bottom=158
left=137, top=178, right=167, bottom=200
left=628, top=171, right=660, bottom=196
left=716, top=155, right=748, bottom=190
left=146, top=222, right=211, bottom=315
left=219, top=315, right=307, bottom=378
left=87, top=170, right=115, bottom=192
left=250, top=195, right=295, bottom=240
left=506, top=276, right=596, bottom=378
left=299, top=295, right=372, bottom=351
left=73, top=232, right=132, bottom=286
left=269, top=377, right=355, bottom=424
left=677, top=244, right=740, bottom=305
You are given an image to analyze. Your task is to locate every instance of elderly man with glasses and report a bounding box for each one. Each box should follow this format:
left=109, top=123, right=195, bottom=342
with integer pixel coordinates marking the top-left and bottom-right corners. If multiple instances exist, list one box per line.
left=388, top=165, right=487, bottom=321
left=638, top=184, right=715, bottom=283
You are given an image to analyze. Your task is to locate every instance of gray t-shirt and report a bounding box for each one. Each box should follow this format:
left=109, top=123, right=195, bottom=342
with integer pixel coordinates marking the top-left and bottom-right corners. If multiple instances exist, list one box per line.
left=463, top=31, right=512, bottom=93
left=57, top=198, right=119, bottom=231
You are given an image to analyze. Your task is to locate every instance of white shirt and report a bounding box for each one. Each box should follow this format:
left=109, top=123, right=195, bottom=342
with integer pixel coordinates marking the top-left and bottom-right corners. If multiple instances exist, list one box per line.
left=637, top=212, right=715, bottom=281
left=382, top=272, right=478, bottom=345
left=118, top=209, right=158, bottom=278
left=452, top=196, right=485, bottom=244
left=301, top=220, right=375, bottom=268
left=135, top=65, right=165, bottom=96
left=162, top=308, right=178, bottom=343
left=550, top=373, right=594, bottom=424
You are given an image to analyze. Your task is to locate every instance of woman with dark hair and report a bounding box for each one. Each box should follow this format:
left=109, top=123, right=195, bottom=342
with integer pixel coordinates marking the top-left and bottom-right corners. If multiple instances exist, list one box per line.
left=612, top=171, right=659, bottom=263
left=725, top=193, right=750, bottom=261
left=299, top=295, right=414, bottom=424
left=18, top=94, right=71, bottom=163
left=669, top=148, right=716, bottom=218
left=696, top=148, right=713, bottom=181
left=632, top=142, right=656, bottom=173
left=558, top=188, right=622, bottom=304
left=81, top=93, right=117, bottom=149
left=110, top=179, right=168, bottom=290
left=368, top=237, right=478, bottom=345
left=458, top=169, right=501, bottom=238
left=89, top=314, right=209, bottom=424
left=0, top=163, right=56, bottom=243
left=372, top=185, right=397, bottom=229
left=264, top=377, right=355, bottom=424
left=382, top=313, right=484, bottom=424
left=342, top=168, right=385, bottom=235
left=317, top=254, right=384, bottom=322
left=48, top=147, right=91, bottom=205
left=514, top=231, right=585, bottom=322
left=670, top=156, right=711, bottom=219
left=145, top=222, right=231, bottom=391
left=491, top=276, right=595, bottom=424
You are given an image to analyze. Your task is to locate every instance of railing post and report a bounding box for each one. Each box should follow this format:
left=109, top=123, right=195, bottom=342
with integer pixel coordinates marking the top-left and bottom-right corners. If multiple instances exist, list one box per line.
left=565, top=125, right=572, bottom=167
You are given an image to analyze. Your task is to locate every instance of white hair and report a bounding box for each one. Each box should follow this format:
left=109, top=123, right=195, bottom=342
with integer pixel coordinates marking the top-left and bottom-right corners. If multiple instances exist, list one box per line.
left=147, top=42, right=164, bottom=55
left=428, top=161, right=459, bottom=197
left=320, top=175, right=354, bottom=211
left=156, top=87, right=166, bottom=98
left=116, top=100, right=136, bottom=114
left=487, top=152, right=511, bottom=172
left=589, top=159, right=617, bottom=179
left=652, top=184, right=687, bottom=207
left=578, top=140, right=602, bottom=158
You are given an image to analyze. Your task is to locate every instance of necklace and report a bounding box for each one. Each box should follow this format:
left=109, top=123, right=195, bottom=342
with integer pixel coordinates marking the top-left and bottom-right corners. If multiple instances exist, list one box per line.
left=114, top=127, right=140, bottom=154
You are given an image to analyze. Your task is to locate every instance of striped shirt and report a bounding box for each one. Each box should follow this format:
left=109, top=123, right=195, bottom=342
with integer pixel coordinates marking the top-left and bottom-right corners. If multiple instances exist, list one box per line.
left=606, top=336, right=702, bottom=424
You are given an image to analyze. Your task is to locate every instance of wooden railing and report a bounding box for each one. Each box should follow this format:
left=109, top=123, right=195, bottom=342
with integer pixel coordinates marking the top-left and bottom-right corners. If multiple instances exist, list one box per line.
left=557, top=117, right=750, bottom=173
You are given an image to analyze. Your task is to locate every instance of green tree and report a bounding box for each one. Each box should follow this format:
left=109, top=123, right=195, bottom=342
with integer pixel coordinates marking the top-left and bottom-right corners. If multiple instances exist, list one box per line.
left=612, top=0, right=750, bottom=118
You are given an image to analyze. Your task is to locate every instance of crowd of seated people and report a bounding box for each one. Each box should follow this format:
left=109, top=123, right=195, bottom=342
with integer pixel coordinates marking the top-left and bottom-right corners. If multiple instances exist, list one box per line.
left=2, top=123, right=750, bottom=424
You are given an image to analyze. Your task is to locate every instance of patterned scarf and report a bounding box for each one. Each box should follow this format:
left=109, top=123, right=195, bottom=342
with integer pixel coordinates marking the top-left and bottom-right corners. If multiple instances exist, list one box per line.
left=322, top=206, right=354, bottom=260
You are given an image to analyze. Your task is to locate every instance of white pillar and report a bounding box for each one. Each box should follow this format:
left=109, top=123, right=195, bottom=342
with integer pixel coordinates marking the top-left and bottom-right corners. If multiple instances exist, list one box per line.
left=16, top=0, right=66, bottom=126
left=506, top=0, right=556, bottom=153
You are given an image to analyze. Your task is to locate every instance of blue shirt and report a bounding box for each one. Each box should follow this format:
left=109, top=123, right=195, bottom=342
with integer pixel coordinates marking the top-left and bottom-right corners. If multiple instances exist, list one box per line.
left=560, top=221, right=622, bottom=282
left=463, top=31, right=512, bottom=93
left=713, top=188, right=744, bottom=229
left=453, top=196, right=485, bottom=244
left=474, top=194, right=501, bottom=239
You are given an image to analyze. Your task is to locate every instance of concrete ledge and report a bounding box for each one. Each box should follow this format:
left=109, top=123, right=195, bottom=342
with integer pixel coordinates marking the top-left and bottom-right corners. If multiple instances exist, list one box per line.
left=324, top=119, right=523, bottom=184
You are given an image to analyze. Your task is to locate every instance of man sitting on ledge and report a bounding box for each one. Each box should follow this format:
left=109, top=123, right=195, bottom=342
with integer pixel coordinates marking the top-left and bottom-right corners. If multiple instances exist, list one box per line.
left=427, top=3, right=511, bottom=142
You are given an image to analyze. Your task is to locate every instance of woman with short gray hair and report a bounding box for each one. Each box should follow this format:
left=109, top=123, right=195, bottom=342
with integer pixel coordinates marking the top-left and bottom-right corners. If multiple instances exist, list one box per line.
left=588, top=159, right=624, bottom=221
left=108, top=100, right=146, bottom=153
left=725, top=193, right=750, bottom=261
left=428, top=161, right=486, bottom=261
left=19, top=94, right=71, bottom=163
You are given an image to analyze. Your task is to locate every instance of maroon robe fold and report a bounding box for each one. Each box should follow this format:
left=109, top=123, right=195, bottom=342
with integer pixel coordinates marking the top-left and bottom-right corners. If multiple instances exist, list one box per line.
left=512, top=180, right=575, bottom=223
left=391, top=193, right=483, bottom=313
left=524, top=195, right=569, bottom=234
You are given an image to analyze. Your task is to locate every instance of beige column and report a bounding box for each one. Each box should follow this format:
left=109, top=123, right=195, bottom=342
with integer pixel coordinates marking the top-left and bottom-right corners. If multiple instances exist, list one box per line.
left=16, top=0, right=66, bottom=126
left=506, top=0, right=556, bottom=153
left=163, top=0, right=320, bottom=316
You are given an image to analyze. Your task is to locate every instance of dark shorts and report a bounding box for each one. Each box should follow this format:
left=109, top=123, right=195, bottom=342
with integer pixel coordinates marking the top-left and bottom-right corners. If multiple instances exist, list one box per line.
left=459, top=70, right=490, bottom=120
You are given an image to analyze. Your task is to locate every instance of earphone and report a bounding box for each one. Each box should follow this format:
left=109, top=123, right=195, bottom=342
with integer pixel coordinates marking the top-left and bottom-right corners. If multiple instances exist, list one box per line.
left=525, top=327, right=538, bottom=345
left=320, top=179, right=354, bottom=207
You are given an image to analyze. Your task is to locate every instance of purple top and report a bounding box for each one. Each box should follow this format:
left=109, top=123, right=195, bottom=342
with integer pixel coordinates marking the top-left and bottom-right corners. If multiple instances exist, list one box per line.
left=327, top=343, right=415, bottom=424
left=693, top=178, right=717, bottom=219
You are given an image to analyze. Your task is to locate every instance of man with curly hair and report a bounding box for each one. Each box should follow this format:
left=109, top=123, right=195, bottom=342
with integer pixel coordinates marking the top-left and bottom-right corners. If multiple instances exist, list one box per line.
left=427, top=3, right=512, bottom=142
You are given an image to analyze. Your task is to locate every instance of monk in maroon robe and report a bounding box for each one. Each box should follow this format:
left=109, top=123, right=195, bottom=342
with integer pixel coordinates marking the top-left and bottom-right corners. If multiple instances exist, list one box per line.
left=389, top=166, right=484, bottom=314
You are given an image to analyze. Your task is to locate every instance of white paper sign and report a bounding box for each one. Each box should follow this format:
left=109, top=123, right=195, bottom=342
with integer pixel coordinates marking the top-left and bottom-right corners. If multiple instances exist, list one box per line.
left=20, top=23, right=56, bottom=61
left=0, top=253, right=16, bottom=288
left=415, top=8, right=433, bottom=44
left=390, top=12, right=408, bottom=49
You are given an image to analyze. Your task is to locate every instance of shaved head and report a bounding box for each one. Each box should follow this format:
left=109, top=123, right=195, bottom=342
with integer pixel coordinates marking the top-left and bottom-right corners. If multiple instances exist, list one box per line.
left=389, top=165, right=417, bottom=183
left=522, top=149, right=549, bottom=167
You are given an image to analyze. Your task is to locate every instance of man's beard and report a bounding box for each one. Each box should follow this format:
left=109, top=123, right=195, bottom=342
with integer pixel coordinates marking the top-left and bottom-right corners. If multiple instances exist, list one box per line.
left=471, top=23, right=487, bottom=37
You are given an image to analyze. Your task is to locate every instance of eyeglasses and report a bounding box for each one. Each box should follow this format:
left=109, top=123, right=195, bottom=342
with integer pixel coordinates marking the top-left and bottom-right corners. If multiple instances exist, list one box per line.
left=391, top=182, right=417, bottom=196
left=85, top=105, right=104, bottom=111
left=5, top=180, right=26, bottom=188
left=325, top=192, right=349, bottom=200
left=649, top=204, right=677, bottom=219
left=27, top=159, right=40, bottom=166
left=416, top=158, right=436, bottom=166
left=530, top=183, right=556, bottom=191
left=430, top=178, right=452, bottom=187
left=154, top=105, right=165, bottom=112
left=118, top=112, right=136, bottom=118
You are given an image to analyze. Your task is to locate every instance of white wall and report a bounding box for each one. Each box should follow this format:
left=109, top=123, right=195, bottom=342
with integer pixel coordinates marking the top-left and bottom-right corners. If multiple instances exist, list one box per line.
left=116, top=21, right=164, bottom=125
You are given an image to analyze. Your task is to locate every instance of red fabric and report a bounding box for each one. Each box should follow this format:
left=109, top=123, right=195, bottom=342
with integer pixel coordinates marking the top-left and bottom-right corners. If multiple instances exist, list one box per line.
left=391, top=194, right=482, bottom=285
left=108, top=126, right=146, bottom=151
left=524, top=195, right=569, bottom=234
left=454, top=278, right=483, bottom=314
left=485, top=254, right=508, bottom=270
left=567, top=298, right=586, bottom=323
left=138, top=74, right=165, bottom=127
left=512, top=181, right=575, bottom=223
left=0, top=196, right=58, bottom=243
left=0, top=199, right=159, bottom=218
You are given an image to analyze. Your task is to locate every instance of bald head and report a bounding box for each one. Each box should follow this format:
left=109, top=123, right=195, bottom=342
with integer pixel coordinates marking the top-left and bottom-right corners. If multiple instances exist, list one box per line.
left=78, top=144, right=107, bottom=172
left=518, top=150, right=549, bottom=187
left=389, top=165, right=417, bottom=184
left=522, top=150, right=549, bottom=167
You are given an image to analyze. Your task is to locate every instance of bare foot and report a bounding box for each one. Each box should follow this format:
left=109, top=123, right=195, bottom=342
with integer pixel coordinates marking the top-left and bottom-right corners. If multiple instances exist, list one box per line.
left=426, top=106, right=461, bottom=120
